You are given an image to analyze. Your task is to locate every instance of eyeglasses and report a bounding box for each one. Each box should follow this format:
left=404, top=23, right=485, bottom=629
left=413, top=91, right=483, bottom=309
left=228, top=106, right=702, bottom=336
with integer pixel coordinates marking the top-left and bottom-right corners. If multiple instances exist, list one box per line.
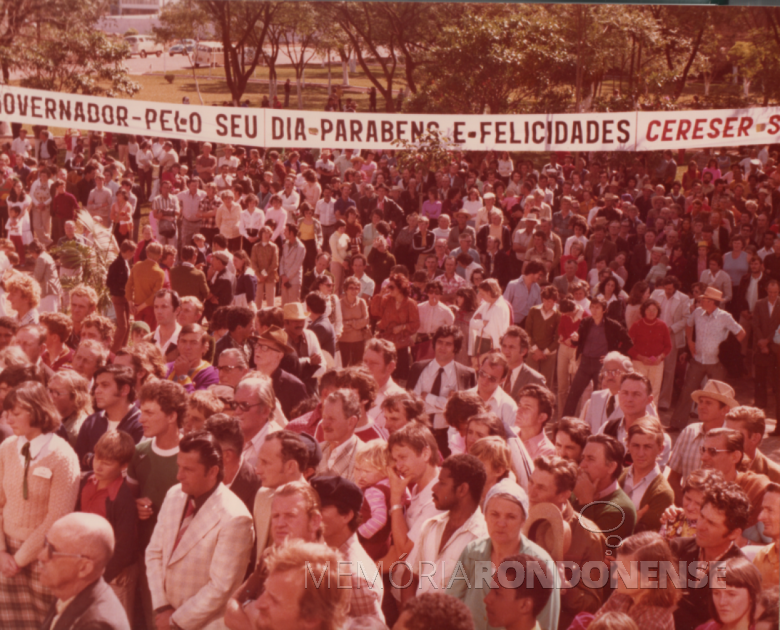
left=234, top=400, right=264, bottom=412
left=43, top=536, right=91, bottom=561
left=700, top=446, right=732, bottom=457
left=218, top=365, right=240, bottom=372
left=255, top=344, right=280, bottom=354
left=478, top=370, right=499, bottom=384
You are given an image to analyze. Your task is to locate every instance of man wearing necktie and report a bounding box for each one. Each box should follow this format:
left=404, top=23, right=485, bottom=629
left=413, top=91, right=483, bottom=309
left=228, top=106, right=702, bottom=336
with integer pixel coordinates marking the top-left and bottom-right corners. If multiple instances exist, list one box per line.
left=408, top=325, right=476, bottom=458
left=145, top=432, right=253, bottom=630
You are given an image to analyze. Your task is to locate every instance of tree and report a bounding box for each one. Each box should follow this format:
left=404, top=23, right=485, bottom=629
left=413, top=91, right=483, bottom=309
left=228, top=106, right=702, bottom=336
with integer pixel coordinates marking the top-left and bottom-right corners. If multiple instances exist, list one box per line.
left=19, top=28, right=139, bottom=97
left=404, top=11, right=571, bottom=115
left=278, top=3, right=319, bottom=109
left=0, top=0, right=107, bottom=82
left=154, top=0, right=214, bottom=104
left=202, top=0, right=280, bottom=106
left=317, top=2, right=437, bottom=112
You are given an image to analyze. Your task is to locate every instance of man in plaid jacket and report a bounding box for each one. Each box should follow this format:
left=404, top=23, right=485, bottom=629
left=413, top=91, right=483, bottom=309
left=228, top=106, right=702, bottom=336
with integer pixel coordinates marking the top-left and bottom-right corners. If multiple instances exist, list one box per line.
left=146, top=432, right=254, bottom=630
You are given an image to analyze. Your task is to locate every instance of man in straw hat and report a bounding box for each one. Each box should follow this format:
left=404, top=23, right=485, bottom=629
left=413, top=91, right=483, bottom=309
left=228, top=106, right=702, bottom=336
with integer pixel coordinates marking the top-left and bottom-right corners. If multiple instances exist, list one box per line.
left=670, top=286, right=745, bottom=430
left=282, top=301, right=323, bottom=390
left=526, top=455, right=606, bottom=629
left=447, top=208, right=476, bottom=251
left=667, top=379, right=738, bottom=504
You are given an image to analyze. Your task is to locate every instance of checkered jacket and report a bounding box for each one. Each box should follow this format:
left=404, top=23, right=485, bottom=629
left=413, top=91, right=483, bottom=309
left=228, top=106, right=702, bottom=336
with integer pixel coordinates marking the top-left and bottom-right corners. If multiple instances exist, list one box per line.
left=146, top=483, right=254, bottom=630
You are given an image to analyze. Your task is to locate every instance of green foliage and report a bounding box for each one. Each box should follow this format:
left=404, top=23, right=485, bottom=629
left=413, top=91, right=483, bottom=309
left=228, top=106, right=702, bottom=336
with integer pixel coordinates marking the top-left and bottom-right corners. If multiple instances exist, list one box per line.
left=164, top=74, right=175, bottom=84
left=392, top=129, right=458, bottom=175
left=124, top=28, right=138, bottom=36
left=18, top=28, right=140, bottom=97
left=50, top=240, right=111, bottom=315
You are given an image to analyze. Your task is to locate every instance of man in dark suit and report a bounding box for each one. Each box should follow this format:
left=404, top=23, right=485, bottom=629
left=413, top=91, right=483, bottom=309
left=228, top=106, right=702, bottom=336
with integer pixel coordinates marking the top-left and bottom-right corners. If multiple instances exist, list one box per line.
left=40, top=513, right=131, bottom=630
left=170, top=245, right=209, bottom=303
left=204, top=414, right=260, bottom=514
left=584, top=225, right=617, bottom=269
left=628, top=230, right=656, bottom=288
left=407, top=324, right=476, bottom=457
left=213, top=305, right=255, bottom=367
left=301, top=252, right=334, bottom=299
left=305, top=291, right=336, bottom=358
left=753, top=278, right=780, bottom=421
left=670, top=481, right=749, bottom=630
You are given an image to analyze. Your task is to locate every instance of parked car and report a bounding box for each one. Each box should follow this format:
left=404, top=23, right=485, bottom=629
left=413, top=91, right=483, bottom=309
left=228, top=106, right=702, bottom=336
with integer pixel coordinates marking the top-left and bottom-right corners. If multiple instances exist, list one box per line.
left=124, top=35, right=164, bottom=58
left=169, top=44, right=195, bottom=57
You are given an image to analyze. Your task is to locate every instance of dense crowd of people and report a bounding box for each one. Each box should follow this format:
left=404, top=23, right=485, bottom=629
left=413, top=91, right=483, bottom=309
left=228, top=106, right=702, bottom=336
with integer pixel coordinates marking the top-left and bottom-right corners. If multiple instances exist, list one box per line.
left=0, top=126, right=777, bottom=630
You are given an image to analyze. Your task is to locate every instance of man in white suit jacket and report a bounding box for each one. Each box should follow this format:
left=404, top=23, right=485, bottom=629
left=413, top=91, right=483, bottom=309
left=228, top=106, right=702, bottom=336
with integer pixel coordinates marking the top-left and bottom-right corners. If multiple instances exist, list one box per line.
left=146, top=432, right=254, bottom=630
left=650, top=277, right=691, bottom=410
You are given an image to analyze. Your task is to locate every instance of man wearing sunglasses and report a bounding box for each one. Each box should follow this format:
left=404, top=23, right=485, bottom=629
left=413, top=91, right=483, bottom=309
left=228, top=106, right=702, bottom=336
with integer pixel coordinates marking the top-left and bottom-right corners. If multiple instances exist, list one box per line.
left=39, top=513, right=130, bottom=630
left=700, top=427, right=772, bottom=530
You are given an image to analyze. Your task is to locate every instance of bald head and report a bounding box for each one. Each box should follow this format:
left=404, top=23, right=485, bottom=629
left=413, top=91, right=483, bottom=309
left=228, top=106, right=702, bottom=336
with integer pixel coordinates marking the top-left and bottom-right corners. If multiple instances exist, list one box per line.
left=51, top=512, right=115, bottom=571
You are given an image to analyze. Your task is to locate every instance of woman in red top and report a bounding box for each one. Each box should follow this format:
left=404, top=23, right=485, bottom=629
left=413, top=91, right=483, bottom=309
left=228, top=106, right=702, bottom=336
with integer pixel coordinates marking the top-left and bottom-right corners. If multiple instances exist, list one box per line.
left=628, top=299, right=672, bottom=403
left=559, top=240, right=588, bottom=280
left=373, top=273, right=420, bottom=380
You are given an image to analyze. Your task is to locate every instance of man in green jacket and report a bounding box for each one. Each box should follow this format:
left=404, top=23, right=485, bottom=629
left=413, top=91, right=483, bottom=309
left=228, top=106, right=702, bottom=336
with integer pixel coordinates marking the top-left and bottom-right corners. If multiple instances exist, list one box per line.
left=572, top=434, right=637, bottom=544
left=619, top=417, right=674, bottom=533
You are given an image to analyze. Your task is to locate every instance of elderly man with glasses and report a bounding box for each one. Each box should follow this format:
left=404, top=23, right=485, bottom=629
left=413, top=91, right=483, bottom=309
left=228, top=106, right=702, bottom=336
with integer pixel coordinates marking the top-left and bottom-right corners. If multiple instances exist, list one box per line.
left=39, top=513, right=130, bottom=630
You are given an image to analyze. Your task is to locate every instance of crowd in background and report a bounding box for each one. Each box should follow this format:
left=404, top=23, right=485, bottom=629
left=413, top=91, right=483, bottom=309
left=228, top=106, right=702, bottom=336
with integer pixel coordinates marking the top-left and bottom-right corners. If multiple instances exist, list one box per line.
left=0, top=124, right=777, bottom=630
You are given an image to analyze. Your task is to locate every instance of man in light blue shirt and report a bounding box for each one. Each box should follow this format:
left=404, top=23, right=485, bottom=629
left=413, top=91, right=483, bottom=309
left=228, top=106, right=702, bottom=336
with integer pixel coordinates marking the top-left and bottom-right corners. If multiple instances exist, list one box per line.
left=503, top=261, right=545, bottom=325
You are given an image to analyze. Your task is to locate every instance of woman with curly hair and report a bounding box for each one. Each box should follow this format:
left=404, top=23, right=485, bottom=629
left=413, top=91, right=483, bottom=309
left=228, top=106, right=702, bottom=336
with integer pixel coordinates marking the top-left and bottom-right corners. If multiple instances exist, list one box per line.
left=373, top=272, right=419, bottom=379
left=5, top=272, right=41, bottom=326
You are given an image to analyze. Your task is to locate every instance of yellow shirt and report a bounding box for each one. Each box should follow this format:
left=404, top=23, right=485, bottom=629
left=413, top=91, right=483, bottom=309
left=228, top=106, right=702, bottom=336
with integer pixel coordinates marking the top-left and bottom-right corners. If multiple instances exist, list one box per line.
left=299, top=221, right=315, bottom=241
left=754, top=542, right=779, bottom=587
left=125, top=259, right=165, bottom=308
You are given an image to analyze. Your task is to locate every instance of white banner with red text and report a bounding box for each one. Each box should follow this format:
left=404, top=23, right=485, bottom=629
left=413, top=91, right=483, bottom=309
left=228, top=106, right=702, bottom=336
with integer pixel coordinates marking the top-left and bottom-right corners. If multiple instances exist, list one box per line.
left=2, top=84, right=780, bottom=152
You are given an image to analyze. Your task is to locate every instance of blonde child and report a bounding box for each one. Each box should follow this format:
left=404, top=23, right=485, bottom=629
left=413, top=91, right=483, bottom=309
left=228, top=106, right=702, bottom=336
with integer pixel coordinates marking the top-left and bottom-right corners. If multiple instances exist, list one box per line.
left=354, top=441, right=394, bottom=561
left=129, top=321, right=150, bottom=346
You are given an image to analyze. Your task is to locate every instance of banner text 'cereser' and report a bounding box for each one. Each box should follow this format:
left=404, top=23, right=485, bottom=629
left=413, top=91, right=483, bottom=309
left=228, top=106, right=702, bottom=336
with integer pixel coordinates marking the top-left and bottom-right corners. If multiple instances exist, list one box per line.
left=304, top=560, right=731, bottom=590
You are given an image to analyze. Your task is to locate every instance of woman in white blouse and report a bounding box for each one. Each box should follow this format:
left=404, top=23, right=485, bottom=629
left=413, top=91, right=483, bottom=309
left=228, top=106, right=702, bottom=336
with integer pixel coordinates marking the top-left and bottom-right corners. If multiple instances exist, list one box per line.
left=468, top=278, right=511, bottom=369
left=264, top=193, right=288, bottom=250
left=497, top=151, right=514, bottom=184
left=462, top=187, right=483, bottom=223
left=215, top=190, right=242, bottom=251
left=239, top=193, right=265, bottom=256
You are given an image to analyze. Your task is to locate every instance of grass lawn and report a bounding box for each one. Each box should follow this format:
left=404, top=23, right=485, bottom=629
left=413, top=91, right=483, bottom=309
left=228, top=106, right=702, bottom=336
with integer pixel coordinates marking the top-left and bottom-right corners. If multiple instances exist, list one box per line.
left=131, top=73, right=375, bottom=112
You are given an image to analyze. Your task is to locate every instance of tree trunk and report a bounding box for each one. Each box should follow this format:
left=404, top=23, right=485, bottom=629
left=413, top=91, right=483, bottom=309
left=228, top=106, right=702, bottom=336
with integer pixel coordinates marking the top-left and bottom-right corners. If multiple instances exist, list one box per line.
left=297, top=76, right=303, bottom=109
left=673, top=23, right=706, bottom=101
left=744, top=77, right=751, bottom=98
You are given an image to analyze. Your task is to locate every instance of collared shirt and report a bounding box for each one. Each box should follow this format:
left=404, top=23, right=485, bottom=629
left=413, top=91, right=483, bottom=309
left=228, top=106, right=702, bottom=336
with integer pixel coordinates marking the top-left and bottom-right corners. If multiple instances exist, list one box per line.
left=747, top=273, right=763, bottom=312
left=466, top=385, right=517, bottom=435
left=668, top=422, right=706, bottom=482
left=242, top=421, right=276, bottom=471
left=339, top=534, right=385, bottom=622
left=315, top=197, right=337, bottom=225
left=622, top=464, right=661, bottom=507
left=596, top=479, right=619, bottom=500
left=280, top=189, right=300, bottom=216
left=754, top=542, right=779, bottom=587
left=326, top=437, right=354, bottom=471
left=417, top=301, right=455, bottom=335
left=414, top=360, right=458, bottom=429
left=406, top=470, right=443, bottom=544
left=239, top=209, right=265, bottom=238
left=80, top=474, right=123, bottom=518
left=17, top=431, right=54, bottom=465
left=408, top=509, right=488, bottom=595
left=523, top=430, right=557, bottom=461
left=356, top=274, right=375, bottom=298
left=176, top=189, right=206, bottom=222
left=153, top=323, right=182, bottom=358
left=688, top=307, right=742, bottom=364
left=152, top=193, right=180, bottom=222
left=434, top=272, right=466, bottom=296
left=503, top=278, right=541, bottom=324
